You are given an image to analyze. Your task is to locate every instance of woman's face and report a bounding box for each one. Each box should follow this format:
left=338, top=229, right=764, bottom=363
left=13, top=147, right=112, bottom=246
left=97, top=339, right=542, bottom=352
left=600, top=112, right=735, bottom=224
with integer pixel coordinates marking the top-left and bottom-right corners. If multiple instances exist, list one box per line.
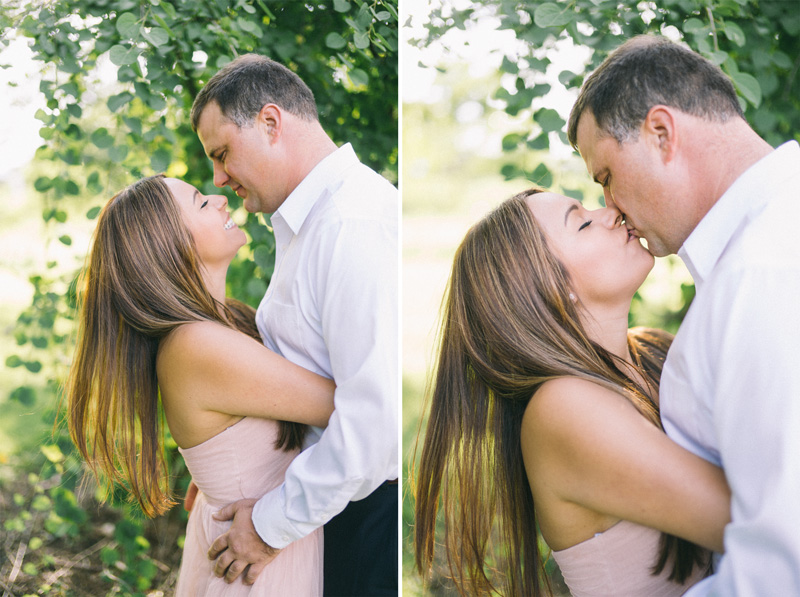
left=165, top=178, right=246, bottom=270
left=525, top=192, right=654, bottom=308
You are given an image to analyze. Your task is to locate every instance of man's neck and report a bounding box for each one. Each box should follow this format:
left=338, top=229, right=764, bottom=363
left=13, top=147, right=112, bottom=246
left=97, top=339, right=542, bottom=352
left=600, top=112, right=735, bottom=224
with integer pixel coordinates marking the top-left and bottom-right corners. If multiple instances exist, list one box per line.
left=282, top=119, right=339, bottom=197
left=689, top=117, right=773, bottom=220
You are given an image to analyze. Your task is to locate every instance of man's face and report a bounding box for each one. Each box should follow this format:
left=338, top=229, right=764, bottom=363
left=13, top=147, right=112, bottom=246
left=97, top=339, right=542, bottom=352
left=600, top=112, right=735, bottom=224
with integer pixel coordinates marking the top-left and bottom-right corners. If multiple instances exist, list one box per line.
left=575, top=110, right=684, bottom=257
left=196, top=101, right=288, bottom=214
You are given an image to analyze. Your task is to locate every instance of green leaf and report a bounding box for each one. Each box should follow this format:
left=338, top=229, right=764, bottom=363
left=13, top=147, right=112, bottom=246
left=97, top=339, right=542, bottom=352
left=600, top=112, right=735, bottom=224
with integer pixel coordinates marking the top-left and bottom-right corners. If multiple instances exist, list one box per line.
left=502, top=133, right=523, bottom=151
left=349, top=68, right=368, bottom=87
left=110, top=145, right=129, bottom=162
left=354, top=31, right=370, bottom=49
left=683, top=18, right=706, bottom=34
left=150, top=147, right=171, bottom=172
left=91, top=128, right=114, bottom=149
left=24, top=360, right=42, bottom=372
left=772, top=52, right=793, bottom=70
left=5, top=354, right=22, bottom=368
left=333, top=0, right=351, bottom=12
left=253, top=245, right=274, bottom=270
left=501, top=56, right=518, bottom=74
left=526, top=132, right=549, bottom=151
left=108, top=92, right=134, bottom=113
left=500, top=163, right=524, bottom=180
left=162, top=2, right=177, bottom=18
left=87, top=206, right=101, bottom=220
left=143, top=26, right=169, bottom=47
left=732, top=71, right=761, bottom=107
left=705, top=50, right=728, bottom=66
left=116, top=12, right=140, bottom=39
left=9, top=386, right=34, bottom=406
left=557, top=70, right=578, bottom=86
left=123, top=116, right=143, bottom=136
left=109, top=44, right=140, bottom=66
left=325, top=32, right=347, bottom=50
left=723, top=21, right=746, bottom=47
left=237, top=17, right=262, bottom=36
left=34, top=108, right=50, bottom=123
left=34, top=177, right=52, bottom=192
left=533, top=3, right=573, bottom=28
left=58, top=235, right=72, bottom=246
left=65, top=180, right=80, bottom=195
left=529, top=163, right=553, bottom=187
left=535, top=108, right=565, bottom=133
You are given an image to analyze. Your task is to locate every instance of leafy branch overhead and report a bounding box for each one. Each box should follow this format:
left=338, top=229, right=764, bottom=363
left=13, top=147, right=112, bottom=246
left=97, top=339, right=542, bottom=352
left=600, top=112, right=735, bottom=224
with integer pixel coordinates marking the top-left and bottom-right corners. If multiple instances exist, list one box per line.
left=417, top=0, right=800, bottom=190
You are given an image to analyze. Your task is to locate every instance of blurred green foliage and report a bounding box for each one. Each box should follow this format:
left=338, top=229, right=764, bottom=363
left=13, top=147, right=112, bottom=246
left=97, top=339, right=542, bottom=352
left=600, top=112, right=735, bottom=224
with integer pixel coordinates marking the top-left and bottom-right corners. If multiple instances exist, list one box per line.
left=0, top=0, right=397, bottom=593
left=419, top=0, right=800, bottom=168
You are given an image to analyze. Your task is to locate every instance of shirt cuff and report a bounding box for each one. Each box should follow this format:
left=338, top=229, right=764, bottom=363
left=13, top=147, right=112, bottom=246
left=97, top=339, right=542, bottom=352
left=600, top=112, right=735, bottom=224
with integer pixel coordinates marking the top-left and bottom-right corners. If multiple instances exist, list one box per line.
left=252, top=485, right=304, bottom=549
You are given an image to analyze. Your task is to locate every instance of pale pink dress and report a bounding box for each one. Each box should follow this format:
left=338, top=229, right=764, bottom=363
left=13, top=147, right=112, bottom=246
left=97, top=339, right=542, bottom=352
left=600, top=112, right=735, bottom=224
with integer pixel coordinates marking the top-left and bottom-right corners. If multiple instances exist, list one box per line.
left=175, top=417, right=322, bottom=596
left=551, top=519, right=709, bottom=597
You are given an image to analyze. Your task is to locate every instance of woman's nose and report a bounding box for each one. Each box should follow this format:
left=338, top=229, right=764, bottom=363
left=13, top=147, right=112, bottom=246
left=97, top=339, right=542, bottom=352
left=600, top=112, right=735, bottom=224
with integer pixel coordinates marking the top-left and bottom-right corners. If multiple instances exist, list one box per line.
left=597, top=205, right=623, bottom=228
left=214, top=194, right=228, bottom=210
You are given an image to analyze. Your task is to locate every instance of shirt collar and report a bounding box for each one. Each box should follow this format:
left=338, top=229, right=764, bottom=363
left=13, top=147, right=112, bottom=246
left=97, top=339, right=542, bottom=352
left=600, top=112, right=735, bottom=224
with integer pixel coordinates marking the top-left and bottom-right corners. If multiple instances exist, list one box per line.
left=275, top=143, right=358, bottom=235
left=679, top=140, right=800, bottom=286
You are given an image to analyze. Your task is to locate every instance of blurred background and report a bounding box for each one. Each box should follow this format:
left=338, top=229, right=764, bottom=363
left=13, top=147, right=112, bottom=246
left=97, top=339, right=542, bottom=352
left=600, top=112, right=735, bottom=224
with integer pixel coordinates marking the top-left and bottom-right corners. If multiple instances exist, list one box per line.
left=401, top=0, right=800, bottom=594
left=0, top=1, right=396, bottom=593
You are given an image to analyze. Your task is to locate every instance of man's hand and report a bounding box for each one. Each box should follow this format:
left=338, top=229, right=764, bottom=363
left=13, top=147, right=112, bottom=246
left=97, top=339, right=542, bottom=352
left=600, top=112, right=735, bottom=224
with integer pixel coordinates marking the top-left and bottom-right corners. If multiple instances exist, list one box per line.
left=208, top=498, right=281, bottom=585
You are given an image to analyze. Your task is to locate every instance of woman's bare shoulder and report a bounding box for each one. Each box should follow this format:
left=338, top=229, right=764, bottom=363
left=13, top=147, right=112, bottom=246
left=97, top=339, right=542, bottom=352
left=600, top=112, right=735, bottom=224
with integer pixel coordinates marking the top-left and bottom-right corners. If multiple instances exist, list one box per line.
left=522, top=377, right=638, bottom=448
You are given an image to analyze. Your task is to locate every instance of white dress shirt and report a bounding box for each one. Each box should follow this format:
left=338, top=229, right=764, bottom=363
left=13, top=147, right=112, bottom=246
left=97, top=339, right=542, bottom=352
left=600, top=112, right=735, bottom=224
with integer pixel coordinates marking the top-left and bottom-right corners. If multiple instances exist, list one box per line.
left=251, top=143, right=398, bottom=548
left=661, top=141, right=800, bottom=595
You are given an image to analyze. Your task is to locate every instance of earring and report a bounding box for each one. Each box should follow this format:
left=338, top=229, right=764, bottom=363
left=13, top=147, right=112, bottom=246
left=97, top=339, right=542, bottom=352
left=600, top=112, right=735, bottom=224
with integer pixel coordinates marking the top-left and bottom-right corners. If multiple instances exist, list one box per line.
left=569, top=292, right=576, bottom=302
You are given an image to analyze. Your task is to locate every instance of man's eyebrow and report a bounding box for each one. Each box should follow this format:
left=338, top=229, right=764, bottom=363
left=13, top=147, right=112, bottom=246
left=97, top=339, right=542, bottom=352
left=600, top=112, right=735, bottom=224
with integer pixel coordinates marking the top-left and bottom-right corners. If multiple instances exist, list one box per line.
left=564, top=203, right=579, bottom=227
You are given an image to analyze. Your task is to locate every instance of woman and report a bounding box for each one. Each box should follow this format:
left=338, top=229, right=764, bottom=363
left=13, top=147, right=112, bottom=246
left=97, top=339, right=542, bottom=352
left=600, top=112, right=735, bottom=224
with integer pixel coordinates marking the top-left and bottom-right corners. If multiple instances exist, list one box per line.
left=67, top=175, right=332, bottom=595
left=414, top=189, right=731, bottom=596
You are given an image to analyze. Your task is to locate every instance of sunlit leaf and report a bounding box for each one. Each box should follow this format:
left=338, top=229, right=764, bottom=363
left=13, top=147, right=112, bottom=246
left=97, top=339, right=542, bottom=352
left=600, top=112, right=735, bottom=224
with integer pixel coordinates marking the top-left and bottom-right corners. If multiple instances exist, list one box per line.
left=533, top=3, right=574, bottom=28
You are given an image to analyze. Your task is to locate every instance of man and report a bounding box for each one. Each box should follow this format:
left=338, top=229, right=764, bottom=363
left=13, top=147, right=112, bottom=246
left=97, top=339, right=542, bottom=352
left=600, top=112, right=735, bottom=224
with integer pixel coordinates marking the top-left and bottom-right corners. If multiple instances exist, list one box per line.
left=568, top=35, right=800, bottom=594
left=189, top=54, right=398, bottom=596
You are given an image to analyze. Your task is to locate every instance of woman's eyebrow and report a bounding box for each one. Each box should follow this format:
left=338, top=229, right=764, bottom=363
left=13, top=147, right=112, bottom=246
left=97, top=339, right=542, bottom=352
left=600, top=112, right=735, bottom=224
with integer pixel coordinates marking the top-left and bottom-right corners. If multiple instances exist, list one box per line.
left=564, top=204, right=579, bottom=227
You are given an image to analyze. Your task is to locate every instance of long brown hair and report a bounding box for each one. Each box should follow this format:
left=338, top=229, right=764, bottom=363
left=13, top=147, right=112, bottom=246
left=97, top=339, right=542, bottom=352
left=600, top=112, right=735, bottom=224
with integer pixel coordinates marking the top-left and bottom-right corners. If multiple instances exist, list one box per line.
left=413, top=190, right=708, bottom=595
left=66, top=175, right=305, bottom=517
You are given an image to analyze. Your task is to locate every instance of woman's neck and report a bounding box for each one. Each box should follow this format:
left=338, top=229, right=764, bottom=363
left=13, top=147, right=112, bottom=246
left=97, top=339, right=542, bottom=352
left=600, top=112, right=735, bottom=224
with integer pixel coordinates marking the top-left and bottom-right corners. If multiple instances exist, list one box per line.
left=203, top=267, right=228, bottom=308
left=579, top=304, right=633, bottom=366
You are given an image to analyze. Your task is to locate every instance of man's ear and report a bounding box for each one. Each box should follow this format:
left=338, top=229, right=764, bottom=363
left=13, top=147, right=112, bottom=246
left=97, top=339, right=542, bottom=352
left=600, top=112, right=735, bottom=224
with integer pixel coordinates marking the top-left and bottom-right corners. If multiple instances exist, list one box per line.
left=257, top=104, right=282, bottom=142
left=642, top=105, right=678, bottom=163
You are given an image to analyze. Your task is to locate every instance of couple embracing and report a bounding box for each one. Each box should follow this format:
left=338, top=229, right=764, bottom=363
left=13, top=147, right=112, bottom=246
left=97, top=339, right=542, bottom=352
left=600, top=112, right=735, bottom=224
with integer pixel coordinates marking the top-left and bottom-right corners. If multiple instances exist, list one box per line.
left=415, top=35, right=800, bottom=595
left=68, top=56, right=398, bottom=595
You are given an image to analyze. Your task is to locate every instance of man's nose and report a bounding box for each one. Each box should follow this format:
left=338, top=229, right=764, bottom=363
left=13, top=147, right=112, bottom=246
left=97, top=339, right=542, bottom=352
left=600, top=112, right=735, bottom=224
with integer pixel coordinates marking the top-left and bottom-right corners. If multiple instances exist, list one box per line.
left=212, top=163, right=229, bottom=188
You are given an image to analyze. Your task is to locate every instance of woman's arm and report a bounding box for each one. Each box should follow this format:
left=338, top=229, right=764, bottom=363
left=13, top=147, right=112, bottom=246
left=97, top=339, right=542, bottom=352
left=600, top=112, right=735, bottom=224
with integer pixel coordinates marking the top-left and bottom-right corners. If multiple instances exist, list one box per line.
left=158, top=321, right=335, bottom=427
left=522, top=377, right=730, bottom=553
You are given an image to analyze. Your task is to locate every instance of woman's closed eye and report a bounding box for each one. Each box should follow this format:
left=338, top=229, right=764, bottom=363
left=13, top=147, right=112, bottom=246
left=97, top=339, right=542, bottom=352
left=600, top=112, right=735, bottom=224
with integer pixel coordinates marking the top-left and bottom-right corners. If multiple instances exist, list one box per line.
left=200, top=199, right=209, bottom=209
left=579, top=220, right=592, bottom=231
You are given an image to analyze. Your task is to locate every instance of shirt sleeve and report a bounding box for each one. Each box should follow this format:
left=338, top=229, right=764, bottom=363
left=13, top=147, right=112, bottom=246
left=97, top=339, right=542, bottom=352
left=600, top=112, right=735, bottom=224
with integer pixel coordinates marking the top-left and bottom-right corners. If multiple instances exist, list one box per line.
left=691, top=265, right=800, bottom=594
left=252, top=210, right=398, bottom=548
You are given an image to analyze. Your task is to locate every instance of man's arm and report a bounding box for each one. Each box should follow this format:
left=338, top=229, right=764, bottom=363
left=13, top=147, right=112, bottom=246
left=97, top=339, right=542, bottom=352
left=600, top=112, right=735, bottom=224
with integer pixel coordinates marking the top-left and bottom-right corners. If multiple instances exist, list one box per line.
left=689, top=266, right=800, bottom=594
left=252, top=213, right=399, bottom=545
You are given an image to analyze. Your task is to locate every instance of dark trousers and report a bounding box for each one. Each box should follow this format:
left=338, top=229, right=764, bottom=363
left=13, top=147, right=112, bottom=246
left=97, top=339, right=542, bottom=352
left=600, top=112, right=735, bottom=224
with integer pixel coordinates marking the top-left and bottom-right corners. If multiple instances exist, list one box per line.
left=323, top=482, right=398, bottom=596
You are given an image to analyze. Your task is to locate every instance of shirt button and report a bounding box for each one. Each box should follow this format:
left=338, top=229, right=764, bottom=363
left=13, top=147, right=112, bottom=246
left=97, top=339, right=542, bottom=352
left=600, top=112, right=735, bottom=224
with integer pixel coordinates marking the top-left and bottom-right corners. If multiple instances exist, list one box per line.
left=282, top=535, right=290, bottom=543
